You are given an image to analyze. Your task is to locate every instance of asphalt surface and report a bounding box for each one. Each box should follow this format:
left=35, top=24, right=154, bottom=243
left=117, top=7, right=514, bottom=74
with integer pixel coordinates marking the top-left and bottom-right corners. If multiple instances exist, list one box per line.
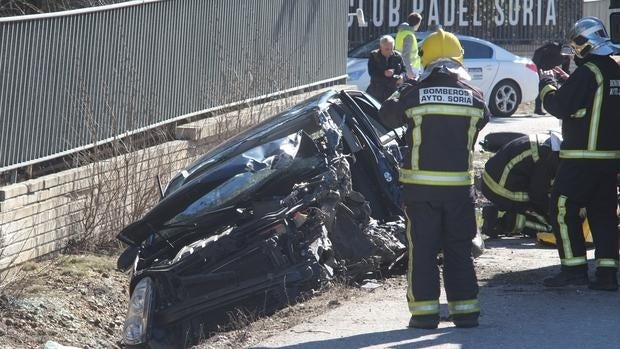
left=251, top=115, right=620, bottom=349
left=475, top=113, right=561, bottom=151
left=252, top=239, right=620, bottom=349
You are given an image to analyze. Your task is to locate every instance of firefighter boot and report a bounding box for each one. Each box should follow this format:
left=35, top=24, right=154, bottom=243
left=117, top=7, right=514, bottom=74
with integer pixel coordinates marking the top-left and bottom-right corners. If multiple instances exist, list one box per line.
left=408, top=314, right=439, bottom=330
left=451, top=312, right=479, bottom=328
left=588, top=268, right=618, bottom=291
left=543, top=266, right=588, bottom=287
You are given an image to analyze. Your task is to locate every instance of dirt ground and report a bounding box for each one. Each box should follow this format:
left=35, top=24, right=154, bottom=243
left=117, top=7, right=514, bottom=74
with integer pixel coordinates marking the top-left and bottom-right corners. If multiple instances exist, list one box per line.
left=0, top=254, right=370, bottom=349
left=0, top=101, right=546, bottom=349
left=0, top=255, right=127, bottom=349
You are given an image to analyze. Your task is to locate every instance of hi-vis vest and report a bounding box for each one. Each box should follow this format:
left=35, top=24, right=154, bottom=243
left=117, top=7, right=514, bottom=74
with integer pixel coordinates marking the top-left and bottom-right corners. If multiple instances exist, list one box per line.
left=395, top=28, right=422, bottom=71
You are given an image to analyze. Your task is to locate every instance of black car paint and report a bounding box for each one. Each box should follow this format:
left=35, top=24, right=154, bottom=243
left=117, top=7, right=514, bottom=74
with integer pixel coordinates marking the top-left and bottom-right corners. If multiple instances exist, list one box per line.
left=117, top=89, right=406, bottom=347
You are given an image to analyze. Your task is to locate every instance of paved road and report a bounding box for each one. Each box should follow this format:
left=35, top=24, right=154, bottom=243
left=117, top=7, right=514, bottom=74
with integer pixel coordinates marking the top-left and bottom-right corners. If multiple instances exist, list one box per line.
left=475, top=114, right=560, bottom=151
left=252, top=239, right=620, bottom=349
left=251, top=115, right=620, bottom=349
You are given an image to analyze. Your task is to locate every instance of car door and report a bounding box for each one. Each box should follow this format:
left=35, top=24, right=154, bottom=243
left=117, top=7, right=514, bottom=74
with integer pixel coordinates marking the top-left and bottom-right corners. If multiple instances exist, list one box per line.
left=461, top=39, right=499, bottom=96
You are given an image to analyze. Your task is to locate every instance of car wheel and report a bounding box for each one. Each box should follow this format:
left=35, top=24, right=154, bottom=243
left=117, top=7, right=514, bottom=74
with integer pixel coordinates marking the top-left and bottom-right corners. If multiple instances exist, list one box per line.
left=489, top=80, right=521, bottom=118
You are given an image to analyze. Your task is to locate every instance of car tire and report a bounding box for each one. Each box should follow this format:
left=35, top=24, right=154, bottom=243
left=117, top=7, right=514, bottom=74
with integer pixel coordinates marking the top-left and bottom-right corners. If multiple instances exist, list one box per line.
left=489, top=80, right=521, bottom=118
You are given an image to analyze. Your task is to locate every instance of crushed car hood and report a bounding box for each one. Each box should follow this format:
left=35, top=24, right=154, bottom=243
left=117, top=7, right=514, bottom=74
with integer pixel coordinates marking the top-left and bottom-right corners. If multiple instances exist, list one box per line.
left=118, top=91, right=345, bottom=246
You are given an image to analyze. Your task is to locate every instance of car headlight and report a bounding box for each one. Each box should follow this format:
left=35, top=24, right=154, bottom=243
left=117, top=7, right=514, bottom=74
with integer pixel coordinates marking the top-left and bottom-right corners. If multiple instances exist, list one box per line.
left=122, top=277, right=154, bottom=345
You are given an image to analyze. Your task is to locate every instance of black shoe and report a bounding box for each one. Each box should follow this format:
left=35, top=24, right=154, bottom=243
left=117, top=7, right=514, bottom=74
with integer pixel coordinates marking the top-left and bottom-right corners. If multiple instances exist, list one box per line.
left=589, top=268, right=618, bottom=291
left=543, top=269, right=588, bottom=287
left=534, top=109, right=546, bottom=115
left=451, top=313, right=479, bottom=328
left=408, top=315, right=439, bottom=329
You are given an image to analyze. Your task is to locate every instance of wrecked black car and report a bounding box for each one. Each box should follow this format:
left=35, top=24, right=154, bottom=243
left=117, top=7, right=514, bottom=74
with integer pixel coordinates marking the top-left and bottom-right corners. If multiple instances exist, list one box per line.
left=116, top=90, right=410, bottom=347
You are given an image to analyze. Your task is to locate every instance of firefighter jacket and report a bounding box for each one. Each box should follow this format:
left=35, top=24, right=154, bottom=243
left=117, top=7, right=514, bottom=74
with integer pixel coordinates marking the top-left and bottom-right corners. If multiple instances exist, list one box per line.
left=380, top=68, right=490, bottom=201
left=482, top=135, right=559, bottom=214
left=540, top=55, right=620, bottom=160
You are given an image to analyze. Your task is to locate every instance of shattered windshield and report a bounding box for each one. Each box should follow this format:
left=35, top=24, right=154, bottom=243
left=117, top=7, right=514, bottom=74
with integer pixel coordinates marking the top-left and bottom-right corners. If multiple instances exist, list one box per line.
left=165, top=133, right=304, bottom=226
left=165, top=92, right=337, bottom=195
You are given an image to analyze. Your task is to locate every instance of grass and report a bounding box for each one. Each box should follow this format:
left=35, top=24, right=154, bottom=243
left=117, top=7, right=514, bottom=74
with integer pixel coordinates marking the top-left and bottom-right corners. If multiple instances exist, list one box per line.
left=56, top=255, right=116, bottom=276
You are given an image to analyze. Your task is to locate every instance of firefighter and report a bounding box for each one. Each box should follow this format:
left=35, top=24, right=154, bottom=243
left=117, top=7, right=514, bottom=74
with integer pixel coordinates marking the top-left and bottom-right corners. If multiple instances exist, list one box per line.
left=539, top=17, right=620, bottom=290
left=481, top=133, right=561, bottom=238
left=379, top=29, right=489, bottom=329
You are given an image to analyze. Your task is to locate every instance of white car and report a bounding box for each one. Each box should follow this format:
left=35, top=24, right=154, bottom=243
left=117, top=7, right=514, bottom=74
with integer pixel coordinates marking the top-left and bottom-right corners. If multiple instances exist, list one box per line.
left=347, top=33, right=539, bottom=117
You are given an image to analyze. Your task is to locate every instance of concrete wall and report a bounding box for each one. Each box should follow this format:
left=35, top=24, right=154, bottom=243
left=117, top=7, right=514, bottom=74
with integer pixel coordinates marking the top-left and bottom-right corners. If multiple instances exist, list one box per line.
left=0, top=140, right=194, bottom=270
left=0, top=87, right=345, bottom=271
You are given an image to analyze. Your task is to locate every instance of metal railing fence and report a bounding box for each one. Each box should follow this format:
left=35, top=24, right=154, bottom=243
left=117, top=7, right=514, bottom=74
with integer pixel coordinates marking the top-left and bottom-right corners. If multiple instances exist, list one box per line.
left=0, top=0, right=348, bottom=172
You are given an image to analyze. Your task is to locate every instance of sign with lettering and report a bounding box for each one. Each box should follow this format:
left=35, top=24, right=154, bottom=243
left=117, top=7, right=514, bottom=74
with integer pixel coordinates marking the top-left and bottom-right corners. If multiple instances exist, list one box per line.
left=468, top=67, right=483, bottom=80
left=348, top=0, right=558, bottom=28
left=420, top=87, right=474, bottom=105
left=348, top=0, right=582, bottom=50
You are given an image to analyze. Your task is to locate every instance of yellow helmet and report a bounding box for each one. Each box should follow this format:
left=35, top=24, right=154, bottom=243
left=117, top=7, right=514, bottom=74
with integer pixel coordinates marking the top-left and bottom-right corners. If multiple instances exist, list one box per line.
left=420, top=29, right=464, bottom=67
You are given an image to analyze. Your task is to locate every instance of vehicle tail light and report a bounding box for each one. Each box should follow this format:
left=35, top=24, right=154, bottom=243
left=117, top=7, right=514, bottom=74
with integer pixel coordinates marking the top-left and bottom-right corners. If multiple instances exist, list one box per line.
left=526, top=62, right=538, bottom=73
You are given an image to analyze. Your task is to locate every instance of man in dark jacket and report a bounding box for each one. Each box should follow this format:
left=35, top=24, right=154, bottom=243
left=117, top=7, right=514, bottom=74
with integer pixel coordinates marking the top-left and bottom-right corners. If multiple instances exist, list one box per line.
left=539, top=17, right=620, bottom=290
left=380, top=29, right=489, bottom=329
left=481, top=133, right=561, bottom=238
left=366, top=35, right=405, bottom=102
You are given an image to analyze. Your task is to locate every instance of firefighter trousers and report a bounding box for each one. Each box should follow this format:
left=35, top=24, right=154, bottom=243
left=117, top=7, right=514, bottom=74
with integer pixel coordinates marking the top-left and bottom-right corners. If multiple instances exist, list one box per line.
left=549, top=160, right=619, bottom=270
left=404, top=200, right=480, bottom=319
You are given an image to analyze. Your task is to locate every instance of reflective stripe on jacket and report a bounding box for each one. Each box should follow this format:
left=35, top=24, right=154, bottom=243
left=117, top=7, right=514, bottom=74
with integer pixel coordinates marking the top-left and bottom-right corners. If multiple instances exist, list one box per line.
left=482, top=134, right=559, bottom=213
left=541, top=55, right=620, bottom=160
left=379, top=68, right=490, bottom=201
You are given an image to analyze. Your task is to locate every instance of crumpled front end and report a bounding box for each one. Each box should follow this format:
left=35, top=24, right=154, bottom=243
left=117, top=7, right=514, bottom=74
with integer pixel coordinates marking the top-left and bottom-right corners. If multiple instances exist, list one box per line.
left=118, top=90, right=408, bottom=347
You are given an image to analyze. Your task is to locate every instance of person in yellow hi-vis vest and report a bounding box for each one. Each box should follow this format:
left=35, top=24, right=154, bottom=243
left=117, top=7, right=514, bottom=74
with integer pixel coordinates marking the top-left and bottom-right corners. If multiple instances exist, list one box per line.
left=395, top=12, right=422, bottom=81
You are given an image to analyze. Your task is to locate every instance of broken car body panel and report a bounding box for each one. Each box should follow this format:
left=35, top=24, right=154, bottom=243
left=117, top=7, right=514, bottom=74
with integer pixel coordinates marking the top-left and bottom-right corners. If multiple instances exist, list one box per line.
left=118, top=90, right=401, bottom=248
left=117, top=90, right=407, bottom=347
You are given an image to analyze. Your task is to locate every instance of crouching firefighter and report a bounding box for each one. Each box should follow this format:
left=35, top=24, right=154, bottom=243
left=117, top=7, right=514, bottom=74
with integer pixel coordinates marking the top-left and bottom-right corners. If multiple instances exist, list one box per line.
left=379, top=29, right=490, bottom=329
left=539, top=17, right=620, bottom=290
left=481, top=133, right=562, bottom=238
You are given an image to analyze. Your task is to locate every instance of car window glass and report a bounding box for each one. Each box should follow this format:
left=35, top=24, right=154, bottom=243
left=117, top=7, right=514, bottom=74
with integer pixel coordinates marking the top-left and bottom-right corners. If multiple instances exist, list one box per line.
left=461, top=40, right=493, bottom=59
left=349, top=38, right=380, bottom=59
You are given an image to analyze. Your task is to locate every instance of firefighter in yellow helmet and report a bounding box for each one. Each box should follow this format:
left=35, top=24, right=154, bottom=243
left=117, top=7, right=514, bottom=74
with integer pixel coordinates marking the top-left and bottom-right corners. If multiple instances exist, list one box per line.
left=380, top=29, right=490, bottom=329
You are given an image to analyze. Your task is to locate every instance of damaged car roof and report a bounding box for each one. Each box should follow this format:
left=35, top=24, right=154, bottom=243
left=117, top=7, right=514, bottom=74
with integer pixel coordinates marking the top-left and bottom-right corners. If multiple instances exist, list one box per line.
left=117, top=89, right=399, bottom=247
